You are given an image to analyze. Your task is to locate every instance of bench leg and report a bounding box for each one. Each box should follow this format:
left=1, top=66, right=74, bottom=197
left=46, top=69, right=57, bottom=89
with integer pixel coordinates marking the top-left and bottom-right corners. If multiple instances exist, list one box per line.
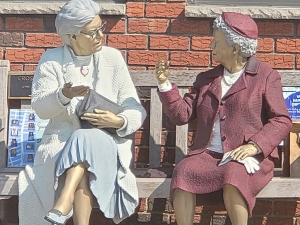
left=0, top=199, right=7, bottom=225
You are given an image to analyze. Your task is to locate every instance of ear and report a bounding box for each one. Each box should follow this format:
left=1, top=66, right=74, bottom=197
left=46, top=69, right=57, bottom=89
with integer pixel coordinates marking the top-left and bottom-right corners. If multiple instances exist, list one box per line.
left=232, top=44, right=240, bottom=54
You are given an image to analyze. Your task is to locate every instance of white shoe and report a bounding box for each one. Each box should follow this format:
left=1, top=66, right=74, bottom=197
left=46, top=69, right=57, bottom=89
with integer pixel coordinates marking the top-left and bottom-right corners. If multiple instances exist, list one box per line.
left=44, top=208, right=73, bottom=225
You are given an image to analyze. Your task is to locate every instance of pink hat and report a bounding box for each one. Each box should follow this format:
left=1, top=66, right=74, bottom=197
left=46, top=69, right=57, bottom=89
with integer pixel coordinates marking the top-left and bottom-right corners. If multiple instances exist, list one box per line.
left=222, top=12, right=258, bottom=39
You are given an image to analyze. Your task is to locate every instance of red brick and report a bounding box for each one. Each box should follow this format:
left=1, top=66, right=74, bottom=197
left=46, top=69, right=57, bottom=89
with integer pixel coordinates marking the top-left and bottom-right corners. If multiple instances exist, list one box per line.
left=128, top=66, right=147, bottom=70
left=128, top=50, right=168, bottom=65
left=192, top=36, right=213, bottom=51
left=257, top=22, right=294, bottom=36
left=253, top=216, right=294, bottom=225
left=170, top=52, right=210, bottom=67
left=135, top=146, right=149, bottom=163
left=274, top=200, right=300, bottom=216
left=297, top=23, right=300, bottom=36
left=26, top=33, right=62, bottom=47
left=138, top=198, right=148, bottom=212
left=126, top=3, right=144, bottom=17
left=146, top=4, right=185, bottom=18
left=24, top=64, right=37, bottom=71
left=256, top=53, right=294, bottom=69
left=107, top=35, right=147, bottom=49
left=296, top=55, right=300, bottom=69
left=150, top=35, right=189, bottom=50
left=10, top=64, right=23, bottom=71
left=128, top=19, right=168, bottom=33
left=106, top=19, right=125, bottom=33
left=253, top=200, right=273, bottom=216
left=6, top=17, right=44, bottom=31
left=5, top=48, right=44, bottom=63
left=171, top=19, right=210, bottom=35
left=168, top=0, right=186, bottom=2
left=277, top=38, right=300, bottom=53
left=135, top=130, right=149, bottom=146
left=257, top=38, right=274, bottom=53
left=0, top=32, right=24, bottom=47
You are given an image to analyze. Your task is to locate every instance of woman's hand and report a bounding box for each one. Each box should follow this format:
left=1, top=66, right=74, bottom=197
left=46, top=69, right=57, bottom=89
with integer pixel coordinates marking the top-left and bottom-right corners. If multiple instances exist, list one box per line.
left=81, top=109, right=124, bottom=129
left=62, top=82, right=90, bottom=99
left=230, top=144, right=259, bottom=161
left=155, top=60, right=170, bottom=84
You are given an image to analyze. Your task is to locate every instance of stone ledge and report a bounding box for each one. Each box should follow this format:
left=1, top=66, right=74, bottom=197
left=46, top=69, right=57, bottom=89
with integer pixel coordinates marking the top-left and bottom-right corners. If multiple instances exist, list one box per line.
left=0, top=1, right=125, bottom=15
left=185, top=5, right=300, bottom=19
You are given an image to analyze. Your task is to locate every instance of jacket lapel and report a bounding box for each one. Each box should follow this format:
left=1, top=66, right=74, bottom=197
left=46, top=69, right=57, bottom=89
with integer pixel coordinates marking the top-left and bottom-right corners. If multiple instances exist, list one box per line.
left=222, top=56, right=260, bottom=99
left=207, top=66, right=223, bottom=102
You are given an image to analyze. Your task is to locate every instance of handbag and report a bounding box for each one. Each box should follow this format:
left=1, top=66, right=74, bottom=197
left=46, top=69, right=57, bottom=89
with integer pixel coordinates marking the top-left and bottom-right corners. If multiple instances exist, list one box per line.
left=76, top=89, right=124, bottom=134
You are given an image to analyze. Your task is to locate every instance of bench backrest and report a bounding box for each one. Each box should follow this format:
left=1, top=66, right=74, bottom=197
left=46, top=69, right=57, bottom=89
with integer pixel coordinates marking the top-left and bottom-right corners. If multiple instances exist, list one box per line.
left=0, top=59, right=299, bottom=171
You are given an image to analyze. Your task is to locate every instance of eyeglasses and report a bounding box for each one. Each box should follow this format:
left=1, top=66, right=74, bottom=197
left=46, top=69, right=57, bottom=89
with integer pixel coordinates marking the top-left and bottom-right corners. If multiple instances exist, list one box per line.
left=80, top=21, right=107, bottom=40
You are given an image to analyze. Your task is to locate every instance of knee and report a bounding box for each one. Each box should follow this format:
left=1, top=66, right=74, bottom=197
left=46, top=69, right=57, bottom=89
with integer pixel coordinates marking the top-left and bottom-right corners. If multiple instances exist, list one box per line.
left=173, top=189, right=195, bottom=201
left=223, top=184, right=238, bottom=193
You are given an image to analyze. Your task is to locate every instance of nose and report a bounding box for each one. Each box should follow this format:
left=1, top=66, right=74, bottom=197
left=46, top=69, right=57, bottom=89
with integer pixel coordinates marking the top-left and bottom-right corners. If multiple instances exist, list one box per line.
left=96, top=30, right=104, bottom=39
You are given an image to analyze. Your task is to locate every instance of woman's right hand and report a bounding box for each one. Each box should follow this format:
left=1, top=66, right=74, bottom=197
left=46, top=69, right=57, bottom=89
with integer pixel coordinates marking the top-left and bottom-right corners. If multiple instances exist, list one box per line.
left=62, top=82, right=90, bottom=99
left=155, top=60, right=170, bottom=84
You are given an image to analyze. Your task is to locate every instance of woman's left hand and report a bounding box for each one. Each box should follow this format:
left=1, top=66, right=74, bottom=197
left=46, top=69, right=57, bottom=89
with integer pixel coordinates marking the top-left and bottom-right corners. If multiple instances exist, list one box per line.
left=230, top=144, right=259, bottom=161
left=81, top=109, right=124, bottom=129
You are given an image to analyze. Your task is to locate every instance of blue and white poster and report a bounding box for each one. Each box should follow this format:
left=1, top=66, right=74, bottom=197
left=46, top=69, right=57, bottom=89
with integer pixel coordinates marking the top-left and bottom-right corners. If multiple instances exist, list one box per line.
left=7, top=109, right=49, bottom=167
left=283, top=87, right=300, bottom=121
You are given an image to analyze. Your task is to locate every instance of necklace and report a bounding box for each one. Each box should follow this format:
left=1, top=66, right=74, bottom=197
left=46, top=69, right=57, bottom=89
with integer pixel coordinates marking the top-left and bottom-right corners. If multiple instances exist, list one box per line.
left=80, top=65, right=89, bottom=77
left=222, top=75, right=236, bottom=86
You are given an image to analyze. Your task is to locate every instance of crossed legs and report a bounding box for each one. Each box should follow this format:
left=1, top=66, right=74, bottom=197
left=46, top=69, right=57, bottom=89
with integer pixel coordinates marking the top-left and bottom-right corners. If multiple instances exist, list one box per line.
left=173, top=185, right=248, bottom=225
left=53, top=162, right=94, bottom=225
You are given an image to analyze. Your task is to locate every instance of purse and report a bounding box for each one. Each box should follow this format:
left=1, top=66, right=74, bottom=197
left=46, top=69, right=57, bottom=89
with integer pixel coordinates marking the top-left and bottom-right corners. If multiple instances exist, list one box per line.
left=76, top=89, right=124, bottom=134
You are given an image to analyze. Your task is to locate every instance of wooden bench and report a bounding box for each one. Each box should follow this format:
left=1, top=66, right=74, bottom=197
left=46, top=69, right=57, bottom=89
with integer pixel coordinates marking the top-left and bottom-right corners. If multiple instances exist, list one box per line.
left=1, top=60, right=300, bottom=223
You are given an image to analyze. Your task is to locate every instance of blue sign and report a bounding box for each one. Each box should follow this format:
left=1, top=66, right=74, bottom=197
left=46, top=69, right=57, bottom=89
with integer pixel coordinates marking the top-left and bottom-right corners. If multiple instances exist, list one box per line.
left=7, top=109, right=49, bottom=167
left=283, top=87, right=300, bottom=120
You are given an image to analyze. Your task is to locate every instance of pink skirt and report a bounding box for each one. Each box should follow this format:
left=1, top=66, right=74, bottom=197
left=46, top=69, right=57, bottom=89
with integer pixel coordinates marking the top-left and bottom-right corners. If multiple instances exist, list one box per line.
left=170, top=150, right=274, bottom=217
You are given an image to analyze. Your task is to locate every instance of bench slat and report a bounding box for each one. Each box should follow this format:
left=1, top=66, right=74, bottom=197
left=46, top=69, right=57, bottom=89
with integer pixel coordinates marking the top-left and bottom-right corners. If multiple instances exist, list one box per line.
left=175, top=88, right=189, bottom=163
left=10, top=70, right=300, bottom=87
left=2, top=174, right=300, bottom=198
left=149, top=88, right=162, bottom=168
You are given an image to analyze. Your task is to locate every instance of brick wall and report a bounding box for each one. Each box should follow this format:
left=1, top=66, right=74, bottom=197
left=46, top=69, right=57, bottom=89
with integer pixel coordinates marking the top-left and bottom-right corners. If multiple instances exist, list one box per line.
left=1, top=1, right=300, bottom=225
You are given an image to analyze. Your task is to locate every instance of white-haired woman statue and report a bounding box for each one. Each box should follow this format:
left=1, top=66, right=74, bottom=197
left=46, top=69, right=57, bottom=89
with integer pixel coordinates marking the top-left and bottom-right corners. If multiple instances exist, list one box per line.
left=18, top=0, right=146, bottom=225
left=154, top=12, right=292, bottom=225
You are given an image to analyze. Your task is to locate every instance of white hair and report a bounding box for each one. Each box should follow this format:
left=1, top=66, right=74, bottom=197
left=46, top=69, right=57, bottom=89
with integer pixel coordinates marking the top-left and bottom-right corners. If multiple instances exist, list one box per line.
left=55, top=0, right=100, bottom=45
left=213, top=15, right=257, bottom=57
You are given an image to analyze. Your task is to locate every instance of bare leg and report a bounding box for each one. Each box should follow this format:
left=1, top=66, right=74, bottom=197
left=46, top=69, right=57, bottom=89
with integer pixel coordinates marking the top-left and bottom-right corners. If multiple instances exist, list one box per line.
left=223, top=184, right=248, bottom=225
left=173, top=189, right=196, bottom=225
left=53, top=163, right=86, bottom=215
left=72, top=170, right=94, bottom=225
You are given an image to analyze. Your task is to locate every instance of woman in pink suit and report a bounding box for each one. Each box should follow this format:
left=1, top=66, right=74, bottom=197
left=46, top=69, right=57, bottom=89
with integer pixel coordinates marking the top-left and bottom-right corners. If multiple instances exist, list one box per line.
left=155, top=12, right=292, bottom=225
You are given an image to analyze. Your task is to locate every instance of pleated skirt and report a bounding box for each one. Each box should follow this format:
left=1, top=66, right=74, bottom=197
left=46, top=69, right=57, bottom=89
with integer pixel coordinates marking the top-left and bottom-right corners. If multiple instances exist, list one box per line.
left=55, top=129, right=136, bottom=220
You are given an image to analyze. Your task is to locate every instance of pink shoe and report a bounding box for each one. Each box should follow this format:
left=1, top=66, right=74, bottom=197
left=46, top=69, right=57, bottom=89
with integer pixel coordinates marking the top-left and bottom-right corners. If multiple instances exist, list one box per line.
left=44, top=208, right=73, bottom=225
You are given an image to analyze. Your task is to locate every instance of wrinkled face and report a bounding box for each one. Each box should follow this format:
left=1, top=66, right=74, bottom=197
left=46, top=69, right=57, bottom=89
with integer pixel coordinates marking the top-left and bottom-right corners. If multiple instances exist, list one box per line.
left=210, top=28, right=234, bottom=65
left=72, top=15, right=104, bottom=56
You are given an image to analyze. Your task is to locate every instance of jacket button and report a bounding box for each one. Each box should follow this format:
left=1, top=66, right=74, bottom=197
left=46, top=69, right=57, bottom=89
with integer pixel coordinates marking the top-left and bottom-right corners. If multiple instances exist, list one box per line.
left=221, top=101, right=225, bottom=105
left=221, top=136, right=226, bottom=141
left=221, top=115, right=226, bottom=121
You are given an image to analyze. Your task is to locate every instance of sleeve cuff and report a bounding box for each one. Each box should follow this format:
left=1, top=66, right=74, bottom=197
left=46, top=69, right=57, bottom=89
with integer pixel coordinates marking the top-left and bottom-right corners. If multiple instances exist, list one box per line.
left=117, top=115, right=128, bottom=131
left=58, top=88, right=71, bottom=106
left=158, top=80, right=172, bottom=92
left=248, top=141, right=262, bottom=154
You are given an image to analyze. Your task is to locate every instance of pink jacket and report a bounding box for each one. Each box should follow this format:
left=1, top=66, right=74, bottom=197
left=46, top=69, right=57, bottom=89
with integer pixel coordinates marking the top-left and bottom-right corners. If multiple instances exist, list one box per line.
left=158, top=56, right=292, bottom=160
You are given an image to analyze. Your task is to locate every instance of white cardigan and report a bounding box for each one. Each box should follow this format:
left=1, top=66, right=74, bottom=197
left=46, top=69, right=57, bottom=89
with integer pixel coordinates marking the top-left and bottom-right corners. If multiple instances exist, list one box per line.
left=18, top=45, right=147, bottom=225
